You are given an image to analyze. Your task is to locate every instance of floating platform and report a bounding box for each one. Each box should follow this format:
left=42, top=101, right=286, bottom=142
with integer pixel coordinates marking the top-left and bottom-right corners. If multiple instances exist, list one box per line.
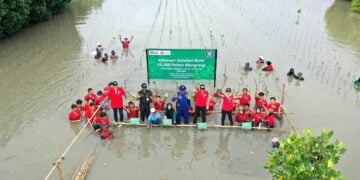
left=111, top=122, right=273, bottom=131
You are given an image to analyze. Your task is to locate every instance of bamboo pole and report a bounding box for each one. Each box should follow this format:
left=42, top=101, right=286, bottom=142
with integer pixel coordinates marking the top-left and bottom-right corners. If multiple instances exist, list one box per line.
left=56, top=162, right=65, bottom=180
left=72, top=147, right=97, bottom=180
left=44, top=106, right=101, bottom=180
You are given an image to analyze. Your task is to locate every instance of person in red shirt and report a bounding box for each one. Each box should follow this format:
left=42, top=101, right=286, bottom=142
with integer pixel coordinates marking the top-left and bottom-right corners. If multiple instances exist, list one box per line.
left=84, top=88, right=97, bottom=102
left=69, top=104, right=81, bottom=122
left=252, top=107, right=265, bottom=126
left=108, top=81, right=126, bottom=123
left=100, top=125, right=112, bottom=139
left=219, top=88, right=234, bottom=126
left=264, top=112, right=275, bottom=128
left=125, top=101, right=140, bottom=119
left=153, top=93, right=168, bottom=111
left=243, top=103, right=253, bottom=114
left=85, top=103, right=98, bottom=123
left=193, top=84, right=209, bottom=124
left=266, top=97, right=287, bottom=113
left=93, top=112, right=110, bottom=132
left=83, top=98, right=95, bottom=112
left=119, top=35, right=134, bottom=49
left=75, top=99, right=84, bottom=115
left=235, top=109, right=250, bottom=123
left=255, top=89, right=268, bottom=109
left=262, top=61, right=274, bottom=71
left=95, top=91, right=105, bottom=106
left=238, top=88, right=251, bottom=106
left=205, top=97, right=217, bottom=115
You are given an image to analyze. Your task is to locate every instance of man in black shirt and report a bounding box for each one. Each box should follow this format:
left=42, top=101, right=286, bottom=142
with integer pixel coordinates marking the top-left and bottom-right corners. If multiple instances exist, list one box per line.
left=135, top=83, right=153, bottom=122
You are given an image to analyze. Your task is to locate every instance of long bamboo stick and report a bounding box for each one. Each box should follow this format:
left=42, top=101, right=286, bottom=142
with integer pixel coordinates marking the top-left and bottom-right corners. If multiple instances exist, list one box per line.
left=45, top=106, right=101, bottom=180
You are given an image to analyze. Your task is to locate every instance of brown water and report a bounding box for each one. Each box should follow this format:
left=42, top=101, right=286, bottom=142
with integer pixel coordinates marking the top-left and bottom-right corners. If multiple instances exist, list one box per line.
left=0, top=0, right=359, bottom=179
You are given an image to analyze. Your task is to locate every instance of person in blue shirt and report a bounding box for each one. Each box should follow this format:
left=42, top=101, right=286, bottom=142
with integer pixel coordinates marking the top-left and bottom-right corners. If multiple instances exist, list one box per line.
left=147, top=108, right=161, bottom=128
left=171, top=85, right=190, bottom=124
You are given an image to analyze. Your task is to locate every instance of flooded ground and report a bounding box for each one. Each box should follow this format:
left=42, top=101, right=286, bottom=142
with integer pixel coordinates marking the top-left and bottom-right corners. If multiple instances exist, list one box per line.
left=0, top=0, right=359, bottom=179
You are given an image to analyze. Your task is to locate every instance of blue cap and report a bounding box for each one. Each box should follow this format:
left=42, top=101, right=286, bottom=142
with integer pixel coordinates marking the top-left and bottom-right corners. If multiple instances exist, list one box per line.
left=179, top=85, right=186, bottom=91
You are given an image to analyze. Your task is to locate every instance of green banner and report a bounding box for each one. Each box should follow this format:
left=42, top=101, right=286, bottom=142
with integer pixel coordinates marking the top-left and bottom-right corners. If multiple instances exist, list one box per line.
left=146, top=49, right=217, bottom=81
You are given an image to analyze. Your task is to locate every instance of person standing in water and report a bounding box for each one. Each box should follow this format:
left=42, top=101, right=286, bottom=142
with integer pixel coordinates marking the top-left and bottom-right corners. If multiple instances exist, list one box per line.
left=218, top=88, right=235, bottom=126
left=119, top=35, right=134, bottom=49
left=108, top=81, right=126, bottom=123
left=193, top=84, right=209, bottom=124
left=131, top=83, right=153, bottom=122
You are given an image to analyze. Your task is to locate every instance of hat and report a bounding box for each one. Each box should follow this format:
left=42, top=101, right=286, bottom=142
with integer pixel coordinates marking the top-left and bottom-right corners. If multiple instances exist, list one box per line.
left=141, top=83, right=147, bottom=88
left=199, top=84, right=205, bottom=90
left=259, top=56, right=264, bottom=60
left=179, top=85, right=186, bottom=91
left=97, top=42, right=101, bottom=46
left=150, top=108, right=156, bottom=113
left=225, top=88, right=231, bottom=92
left=113, top=81, right=118, bottom=86
left=297, top=72, right=303, bottom=76
left=272, top=137, right=279, bottom=143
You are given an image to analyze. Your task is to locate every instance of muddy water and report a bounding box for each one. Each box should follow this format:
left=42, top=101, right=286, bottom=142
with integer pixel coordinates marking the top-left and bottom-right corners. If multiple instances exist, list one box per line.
left=0, top=0, right=359, bottom=179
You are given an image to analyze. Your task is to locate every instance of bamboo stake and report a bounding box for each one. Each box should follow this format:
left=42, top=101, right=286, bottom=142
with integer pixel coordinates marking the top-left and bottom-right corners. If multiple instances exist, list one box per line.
left=56, top=162, right=65, bottom=180
left=72, top=147, right=97, bottom=180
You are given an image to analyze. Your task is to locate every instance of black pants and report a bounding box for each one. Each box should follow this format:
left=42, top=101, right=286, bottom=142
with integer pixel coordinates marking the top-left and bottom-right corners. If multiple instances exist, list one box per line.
left=193, top=106, right=206, bottom=123
left=140, top=104, right=150, bottom=121
left=113, top=108, right=124, bottom=122
left=221, top=110, right=233, bottom=126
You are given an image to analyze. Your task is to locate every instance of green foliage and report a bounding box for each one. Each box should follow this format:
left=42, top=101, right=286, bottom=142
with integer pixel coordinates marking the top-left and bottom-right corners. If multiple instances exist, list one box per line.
left=0, top=0, right=31, bottom=37
left=352, top=0, right=360, bottom=12
left=0, top=0, right=71, bottom=38
left=264, top=129, right=346, bottom=179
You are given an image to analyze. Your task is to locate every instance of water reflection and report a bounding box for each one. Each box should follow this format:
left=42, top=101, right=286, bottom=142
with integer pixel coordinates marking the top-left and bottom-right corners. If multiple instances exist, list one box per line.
left=171, top=128, right=189, bottom=159
left=216, top=131, right=231, bottom=160
left=325, top=0, right=360, bottom=59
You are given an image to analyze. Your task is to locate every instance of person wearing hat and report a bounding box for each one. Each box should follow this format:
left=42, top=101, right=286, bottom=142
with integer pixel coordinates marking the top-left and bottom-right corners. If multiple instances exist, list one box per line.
left=193, top=84, right=210, bottom=124
left=244, top=62, right=253, bottom=71
left=95, top=43, right=103, bottom=59
left=135, top=83, right=153, bottom=122
left=272, top=137, right=280, bottom=149
left=147, top=108, right=161, bottom=128
left=218, top=88, right=235, bottom=126
left=171, top=85, right=190, bottom=124
left=256, top=56, right=265, bottom=64
left=108, top=81, right=126, bottom=123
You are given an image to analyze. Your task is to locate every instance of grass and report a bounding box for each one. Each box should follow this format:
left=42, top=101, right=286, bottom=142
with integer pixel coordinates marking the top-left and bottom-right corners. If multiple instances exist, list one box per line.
left=352, top=0, right=360, bottom=12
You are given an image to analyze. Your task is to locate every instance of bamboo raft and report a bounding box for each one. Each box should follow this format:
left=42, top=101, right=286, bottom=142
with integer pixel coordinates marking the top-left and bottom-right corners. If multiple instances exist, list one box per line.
left=112, top=122, right=274, bottom=131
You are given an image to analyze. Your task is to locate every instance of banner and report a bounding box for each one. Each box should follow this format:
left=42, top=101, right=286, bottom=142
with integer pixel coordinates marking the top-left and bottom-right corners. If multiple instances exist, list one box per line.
left=146, top=49, right=217, bottom=84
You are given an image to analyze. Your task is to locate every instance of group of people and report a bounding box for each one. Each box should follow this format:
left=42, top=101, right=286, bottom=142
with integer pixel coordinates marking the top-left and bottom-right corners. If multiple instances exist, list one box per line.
left=244, top=56, right=305, bottom=81
left=94, top=35, right=134, bottom=62
left=68, top=80, right=288, bottom=139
